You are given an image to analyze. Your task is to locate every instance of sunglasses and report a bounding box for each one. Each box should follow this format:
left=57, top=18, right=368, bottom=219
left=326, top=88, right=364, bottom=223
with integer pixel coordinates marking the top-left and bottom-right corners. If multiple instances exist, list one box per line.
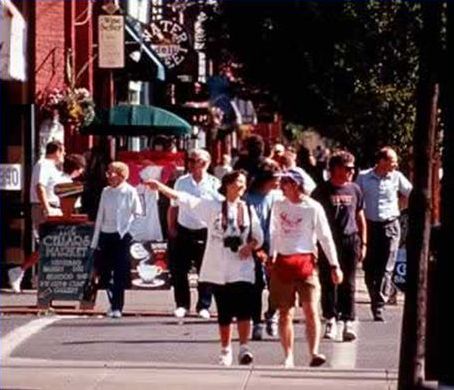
left=188, top=158, right=203, bottom=163
left=344, top=166, right=356, bottom=172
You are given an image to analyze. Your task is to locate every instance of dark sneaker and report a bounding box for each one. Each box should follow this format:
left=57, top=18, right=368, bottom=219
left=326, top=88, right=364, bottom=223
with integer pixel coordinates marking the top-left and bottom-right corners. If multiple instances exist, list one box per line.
left=265, top=313, right=278, bottom=337
left=323, top=318, right=337, bottom=340
left=252, top=324, right=263, bottom=341
left=373, top=311, right=385, bottom=322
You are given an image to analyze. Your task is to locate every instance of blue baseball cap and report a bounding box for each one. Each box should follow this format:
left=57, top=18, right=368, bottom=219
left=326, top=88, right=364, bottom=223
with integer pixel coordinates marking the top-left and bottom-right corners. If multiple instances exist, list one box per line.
left=279, top=168, right=305, bottom=188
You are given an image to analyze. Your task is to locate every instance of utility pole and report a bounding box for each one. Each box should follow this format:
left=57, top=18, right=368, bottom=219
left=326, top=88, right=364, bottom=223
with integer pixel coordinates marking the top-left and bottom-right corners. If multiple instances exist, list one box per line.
left=437, top=2, right=454, bottom=389
left=397, top=2, right=442, bottom=389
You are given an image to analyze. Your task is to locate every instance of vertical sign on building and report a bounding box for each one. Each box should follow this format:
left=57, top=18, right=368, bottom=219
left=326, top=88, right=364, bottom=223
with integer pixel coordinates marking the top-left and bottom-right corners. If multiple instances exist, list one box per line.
left=98, top=15, right=125, bottom=68
left=0, top=0, right=26, bottom=81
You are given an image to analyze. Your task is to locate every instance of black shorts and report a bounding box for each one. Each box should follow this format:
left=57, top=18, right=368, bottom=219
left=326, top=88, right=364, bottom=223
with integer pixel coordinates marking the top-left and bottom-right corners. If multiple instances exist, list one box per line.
left=213, top=282, right=254, bottom=326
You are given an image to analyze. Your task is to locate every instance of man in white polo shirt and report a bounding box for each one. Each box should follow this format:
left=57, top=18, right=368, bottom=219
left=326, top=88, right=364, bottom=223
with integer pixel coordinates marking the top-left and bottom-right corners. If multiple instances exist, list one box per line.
left=167, top=149, right=221, bottom=319
left=30, top=140, right=65, bottom=222
left=8, top=140, right=65, bottom=292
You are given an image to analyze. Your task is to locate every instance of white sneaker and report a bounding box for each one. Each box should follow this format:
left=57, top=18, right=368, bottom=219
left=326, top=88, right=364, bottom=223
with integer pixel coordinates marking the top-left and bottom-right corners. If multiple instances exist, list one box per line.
left=107, top=309, right=122, bottom=318
left=218, top=348, right=233, bottom=366
left=198, top=309, right=210, bottom=319
left=323, top=318, right=337, bottom=340
left=343, top=320, right=357, bottom=342
left=174, top=307, right=187, bottom=318
left=8, top=267, right=24, bottom=293
left=238, top=345, right=254, bottom=365
left=283, top=354, right=295, bottom=368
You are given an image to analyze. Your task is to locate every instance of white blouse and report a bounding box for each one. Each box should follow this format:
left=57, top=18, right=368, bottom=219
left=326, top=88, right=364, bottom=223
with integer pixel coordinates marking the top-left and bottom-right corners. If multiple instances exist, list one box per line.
left=177, top=193, right=264, bottom=285
left=91, top=182, right=142, bottom=248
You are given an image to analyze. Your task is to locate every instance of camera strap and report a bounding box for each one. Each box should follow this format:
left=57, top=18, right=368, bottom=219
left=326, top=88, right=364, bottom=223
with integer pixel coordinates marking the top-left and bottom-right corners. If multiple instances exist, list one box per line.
left=221, top=200, right=247, bottom=233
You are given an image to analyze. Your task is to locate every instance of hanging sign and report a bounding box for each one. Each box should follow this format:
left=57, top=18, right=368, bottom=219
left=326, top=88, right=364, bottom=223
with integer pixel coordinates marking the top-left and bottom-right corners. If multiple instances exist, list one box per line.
left=143, top=19, right=190, bottom=69
left=98, top=15, right=125, bottom=68
left=0, top=0, right=26, bottom=81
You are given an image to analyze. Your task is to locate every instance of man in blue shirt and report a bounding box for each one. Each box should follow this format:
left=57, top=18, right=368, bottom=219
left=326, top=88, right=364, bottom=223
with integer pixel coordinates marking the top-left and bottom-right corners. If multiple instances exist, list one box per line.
left=356, top=147, right=412, bottom=321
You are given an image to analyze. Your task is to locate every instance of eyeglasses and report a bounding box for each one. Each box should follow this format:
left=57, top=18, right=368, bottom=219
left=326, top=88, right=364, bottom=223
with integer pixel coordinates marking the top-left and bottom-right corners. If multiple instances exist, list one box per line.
left=187, top=158, right=203, bottom=164
left=344, top=166, right=356, bottom=172
left=106, top=171, right=119, bottom=177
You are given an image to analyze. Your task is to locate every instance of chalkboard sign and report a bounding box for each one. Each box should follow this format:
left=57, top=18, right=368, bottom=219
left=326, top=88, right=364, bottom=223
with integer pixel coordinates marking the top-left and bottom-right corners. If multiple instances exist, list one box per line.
left=38, top=223, right=95, bottom=307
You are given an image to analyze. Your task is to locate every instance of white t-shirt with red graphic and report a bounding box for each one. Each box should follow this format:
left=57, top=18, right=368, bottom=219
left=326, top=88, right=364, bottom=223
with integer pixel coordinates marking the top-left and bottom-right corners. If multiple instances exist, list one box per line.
left=270, top=196, right=339, bottom=267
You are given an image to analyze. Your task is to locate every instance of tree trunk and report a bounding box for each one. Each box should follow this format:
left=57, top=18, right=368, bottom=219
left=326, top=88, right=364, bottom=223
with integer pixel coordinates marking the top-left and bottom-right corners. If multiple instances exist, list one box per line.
left=397, top=3, right=442, bottom=389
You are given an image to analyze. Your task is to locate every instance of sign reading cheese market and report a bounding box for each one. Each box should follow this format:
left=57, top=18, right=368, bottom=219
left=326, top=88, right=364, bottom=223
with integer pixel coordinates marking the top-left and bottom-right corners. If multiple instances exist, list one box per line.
left=143, top=19, right=190, bottom=69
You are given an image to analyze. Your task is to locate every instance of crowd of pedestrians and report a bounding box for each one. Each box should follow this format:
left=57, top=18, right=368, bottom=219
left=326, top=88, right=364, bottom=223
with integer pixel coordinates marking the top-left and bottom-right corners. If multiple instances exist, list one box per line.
left=9, top=136, right=413, bottom=368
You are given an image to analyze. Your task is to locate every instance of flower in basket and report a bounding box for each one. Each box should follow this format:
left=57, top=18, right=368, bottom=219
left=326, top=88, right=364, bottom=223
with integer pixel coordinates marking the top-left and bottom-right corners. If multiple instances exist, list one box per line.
left=36, top=87, right=67, bottom=119
left=61, top=87, right=95, bottom=128
left=37, top=86, right=95, bottom=128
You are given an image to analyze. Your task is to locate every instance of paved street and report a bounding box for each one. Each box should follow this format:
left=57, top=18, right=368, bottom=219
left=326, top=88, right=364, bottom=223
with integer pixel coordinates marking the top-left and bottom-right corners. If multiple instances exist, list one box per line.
left=0, top=273, right=404, bottom=390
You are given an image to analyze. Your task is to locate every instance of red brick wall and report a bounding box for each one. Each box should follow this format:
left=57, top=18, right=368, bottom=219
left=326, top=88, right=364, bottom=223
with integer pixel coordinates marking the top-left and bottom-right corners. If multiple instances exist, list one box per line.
left=34, top=1, right=66, bottom=94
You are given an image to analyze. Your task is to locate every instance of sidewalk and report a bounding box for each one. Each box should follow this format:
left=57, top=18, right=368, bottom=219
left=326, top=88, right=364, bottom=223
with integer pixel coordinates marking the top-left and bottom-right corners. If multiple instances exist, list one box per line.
left=0, top=270, right=389, bottom=316
left=0, top=270, right=405, bottom=390
left=1, top=361, right=399, bottom=390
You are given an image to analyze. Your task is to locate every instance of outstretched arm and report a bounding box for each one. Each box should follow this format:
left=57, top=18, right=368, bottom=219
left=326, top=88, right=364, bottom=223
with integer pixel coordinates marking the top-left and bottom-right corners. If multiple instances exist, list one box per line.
left=145, top=180, right=180, bottom=200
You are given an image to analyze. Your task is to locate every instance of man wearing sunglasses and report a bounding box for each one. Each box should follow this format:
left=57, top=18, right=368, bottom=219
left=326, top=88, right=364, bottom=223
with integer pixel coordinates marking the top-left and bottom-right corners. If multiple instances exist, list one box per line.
left=356, top=146, right=412, bottom=322
left=313, top=151, right=367, bottom=342
left=167, top=149, right=221, bottom=319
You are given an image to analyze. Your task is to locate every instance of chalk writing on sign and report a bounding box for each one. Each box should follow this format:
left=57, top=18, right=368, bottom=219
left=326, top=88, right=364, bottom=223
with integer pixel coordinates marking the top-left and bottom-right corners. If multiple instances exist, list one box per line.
left=38, top=224, right=94, bottom=302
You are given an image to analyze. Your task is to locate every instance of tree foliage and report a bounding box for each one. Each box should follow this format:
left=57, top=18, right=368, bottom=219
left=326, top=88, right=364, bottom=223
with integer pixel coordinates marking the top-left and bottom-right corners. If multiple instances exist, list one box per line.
left=206, top=0, right=423, bottom=165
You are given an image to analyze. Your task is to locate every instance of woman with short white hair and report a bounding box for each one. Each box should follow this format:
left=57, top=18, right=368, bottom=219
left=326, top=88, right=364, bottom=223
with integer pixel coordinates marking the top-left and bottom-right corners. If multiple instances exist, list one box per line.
left=91, top=162, right=142, bottom=318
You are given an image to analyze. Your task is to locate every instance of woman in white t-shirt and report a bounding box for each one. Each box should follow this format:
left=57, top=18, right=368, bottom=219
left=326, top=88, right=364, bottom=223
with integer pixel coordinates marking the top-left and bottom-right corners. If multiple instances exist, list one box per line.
left=147, top=170, right=263, bottom=367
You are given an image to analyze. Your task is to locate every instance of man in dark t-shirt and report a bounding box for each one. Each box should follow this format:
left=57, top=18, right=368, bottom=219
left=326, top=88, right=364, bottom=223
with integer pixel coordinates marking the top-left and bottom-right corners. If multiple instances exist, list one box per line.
left=312, top=151, right=367, bottom=342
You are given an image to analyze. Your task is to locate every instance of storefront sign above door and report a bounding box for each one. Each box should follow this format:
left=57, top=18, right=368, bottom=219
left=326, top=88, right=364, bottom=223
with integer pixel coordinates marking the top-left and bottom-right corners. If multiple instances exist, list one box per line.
left=143, top=19, right=190, bottom=69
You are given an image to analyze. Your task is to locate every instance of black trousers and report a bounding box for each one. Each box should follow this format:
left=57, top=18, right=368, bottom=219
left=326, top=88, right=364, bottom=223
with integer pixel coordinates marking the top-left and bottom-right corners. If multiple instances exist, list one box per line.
left=251, top=257, right=276, bottom=325
left=363, top=219, right=401, bottom=313
left=97, top=232, right=132, bottom=312
left=319, top=233, right=360, bottom=321
left=168, top=224, right=212, bottom=311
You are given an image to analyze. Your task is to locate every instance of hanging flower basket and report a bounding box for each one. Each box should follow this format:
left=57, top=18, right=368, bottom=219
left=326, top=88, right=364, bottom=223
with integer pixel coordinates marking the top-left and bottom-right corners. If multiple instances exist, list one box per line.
left=37, top=86, right=95, bottom=128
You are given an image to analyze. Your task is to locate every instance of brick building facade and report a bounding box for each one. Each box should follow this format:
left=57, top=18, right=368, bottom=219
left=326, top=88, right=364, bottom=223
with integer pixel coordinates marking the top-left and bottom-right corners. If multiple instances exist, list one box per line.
left=1, top=0, right=97, bottom=287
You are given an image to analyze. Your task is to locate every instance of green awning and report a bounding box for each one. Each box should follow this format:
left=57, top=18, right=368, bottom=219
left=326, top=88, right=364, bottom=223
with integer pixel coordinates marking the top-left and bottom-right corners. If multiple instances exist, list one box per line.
left=81, top=105, right=192, bottom=136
